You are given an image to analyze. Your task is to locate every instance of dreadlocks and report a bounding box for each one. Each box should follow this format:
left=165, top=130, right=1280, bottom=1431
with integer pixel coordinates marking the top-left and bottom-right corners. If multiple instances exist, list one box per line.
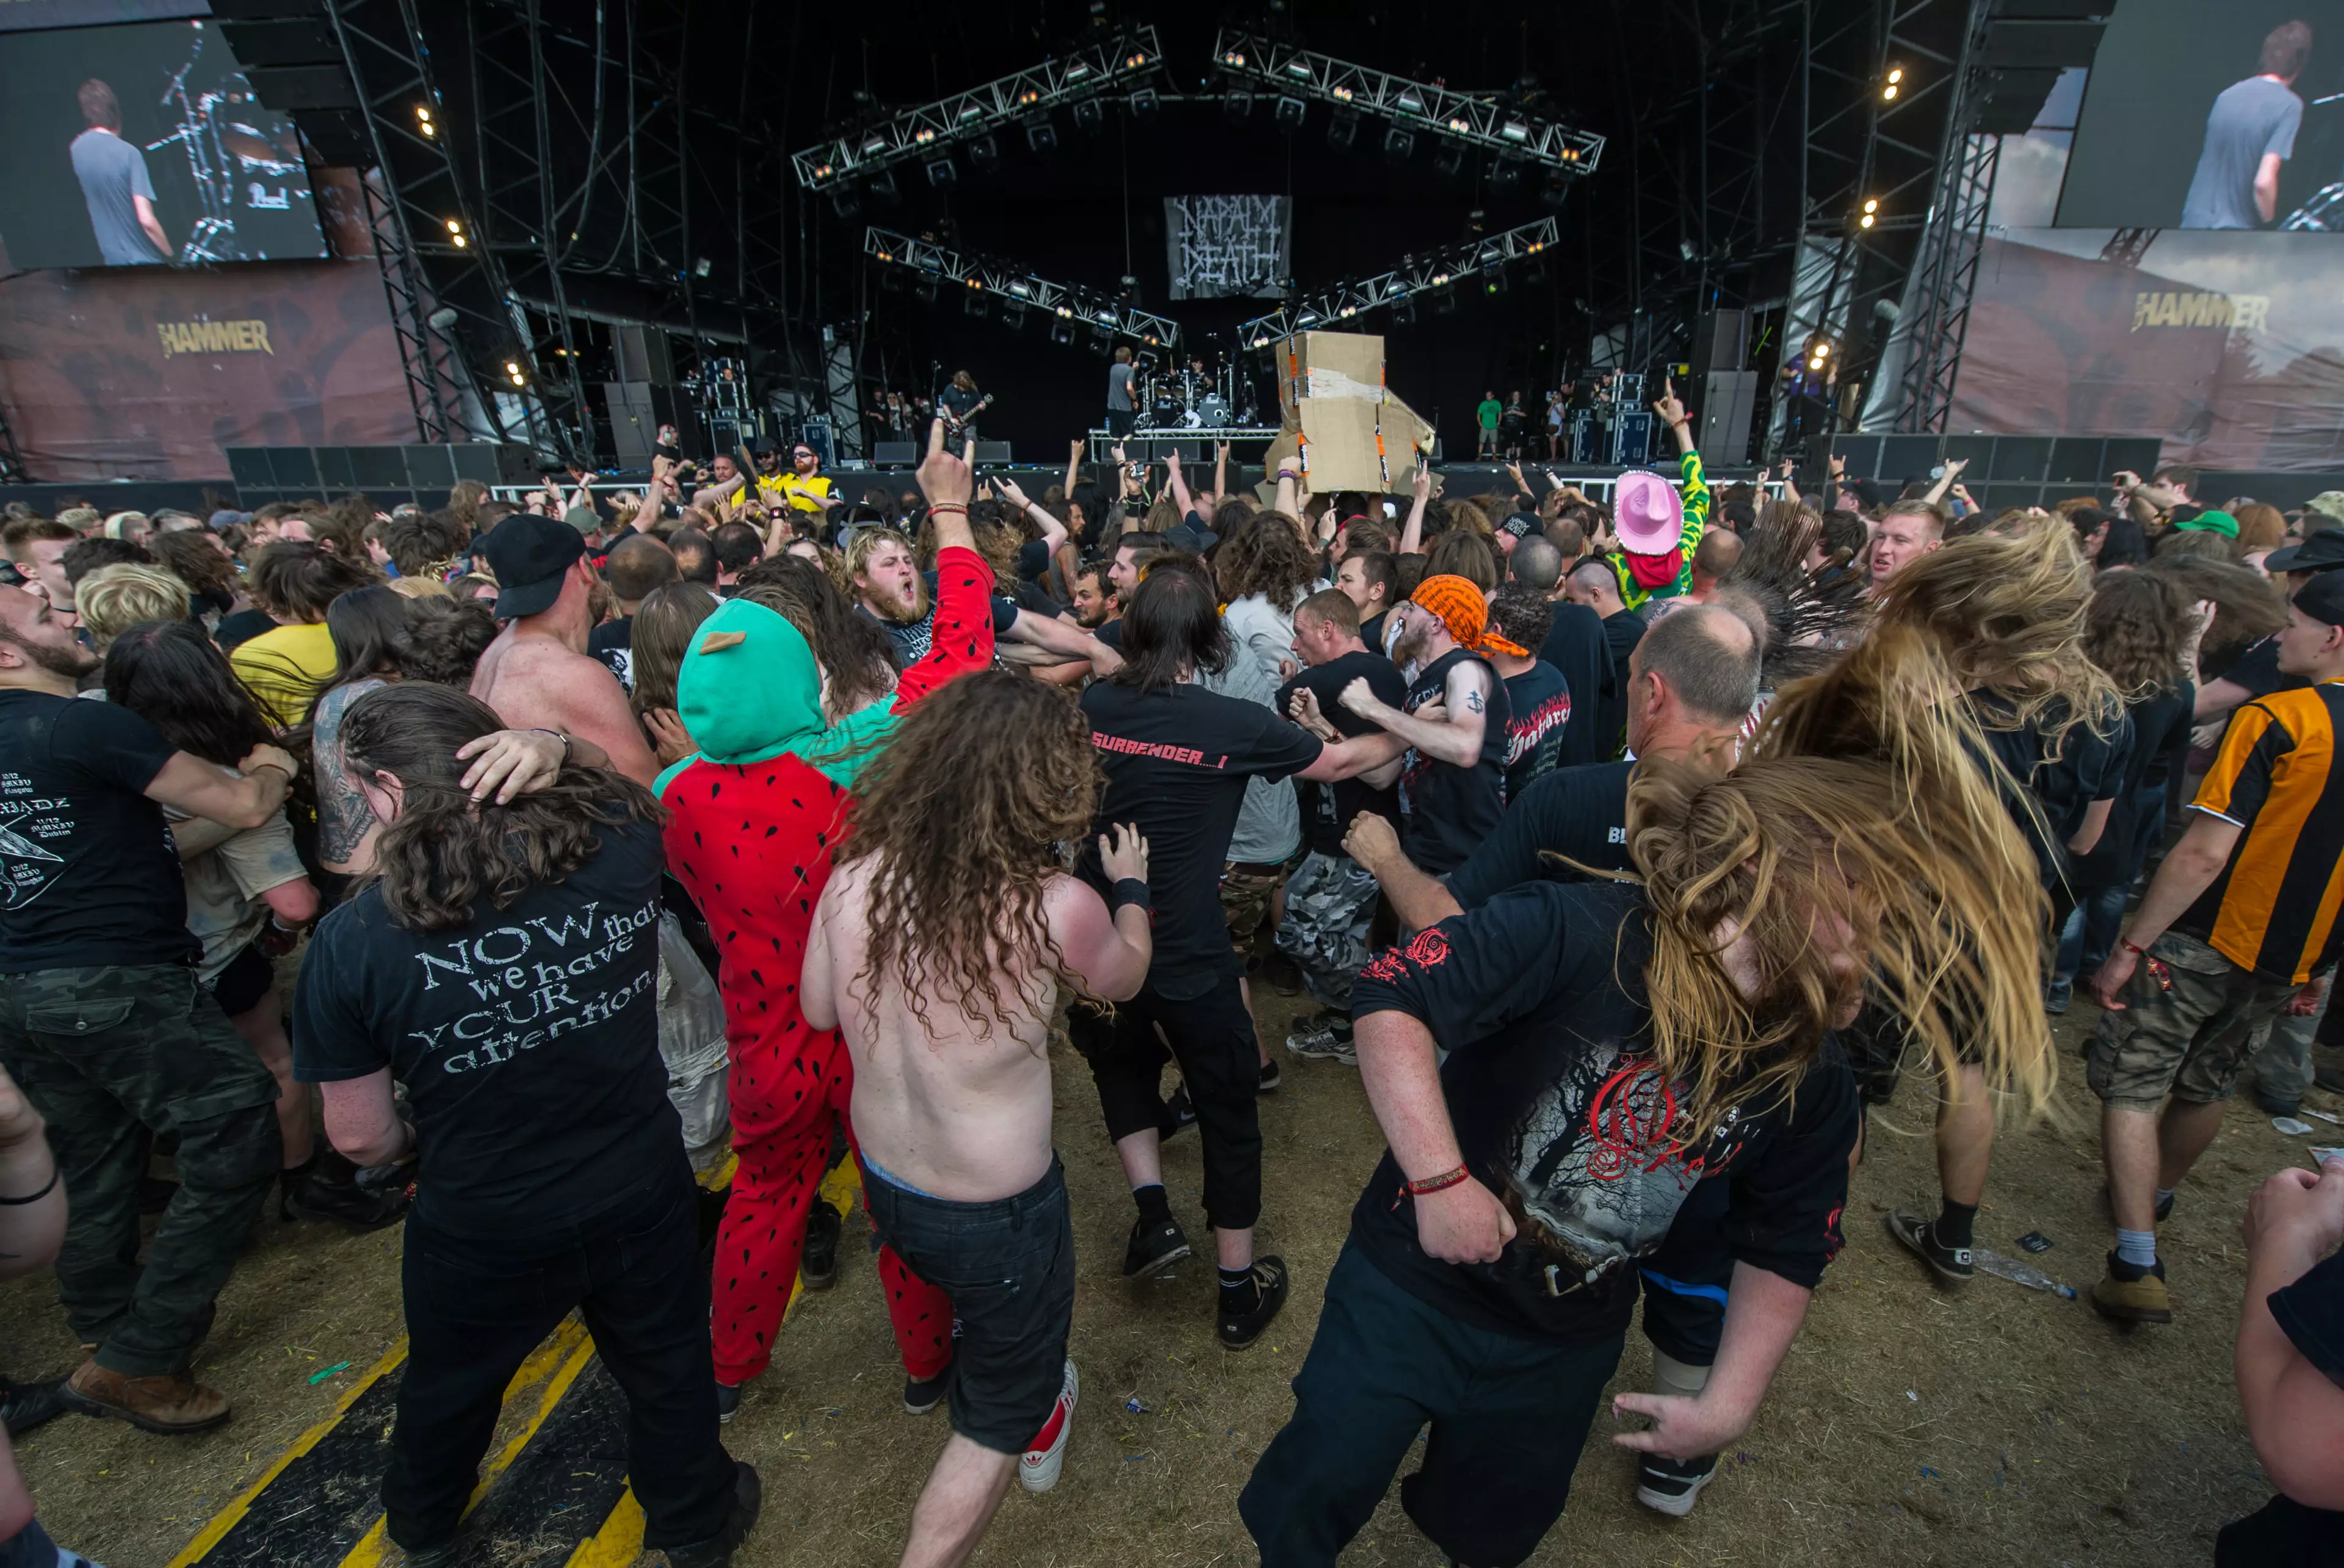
left=1624, top=624, right=2056, bottom=1145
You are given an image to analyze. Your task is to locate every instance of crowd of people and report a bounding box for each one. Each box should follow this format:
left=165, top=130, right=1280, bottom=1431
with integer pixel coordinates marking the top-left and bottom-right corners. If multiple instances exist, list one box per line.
left=0, top=396, right=2337, bottom=1568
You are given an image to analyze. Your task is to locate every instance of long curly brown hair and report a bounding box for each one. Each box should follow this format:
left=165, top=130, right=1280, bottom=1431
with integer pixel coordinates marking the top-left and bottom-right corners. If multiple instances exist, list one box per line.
left=2083, top=569, right=2188, bottom=695
left=1214, top=508, right=1319, bottom=612
left=341, top=682, right=664, bottom=931
left=837, top=672, right=1104, bottom=1039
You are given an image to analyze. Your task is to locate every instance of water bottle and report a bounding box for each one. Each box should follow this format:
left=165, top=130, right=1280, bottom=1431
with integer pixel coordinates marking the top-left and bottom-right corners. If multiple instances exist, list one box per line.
left=1972, top=1248, right=2077, bottom=1299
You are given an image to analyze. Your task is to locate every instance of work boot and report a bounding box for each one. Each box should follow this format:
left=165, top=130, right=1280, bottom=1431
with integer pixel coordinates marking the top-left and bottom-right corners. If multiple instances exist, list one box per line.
left=0, top=1376, right=67, bottom=1437
left=2089, top=1252, right=2173, bottom=1324
left=62, top=1360, right=230, bottom=1433
left=280, top=1156, right=408, bottom=1230
left=664, top=1461, right=762, bottom=1568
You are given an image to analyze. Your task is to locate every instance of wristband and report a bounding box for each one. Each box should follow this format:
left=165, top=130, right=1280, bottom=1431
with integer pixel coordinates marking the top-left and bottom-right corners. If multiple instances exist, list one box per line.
left=1405, top=1165, right=1471, bottom=1196
left=530, top=728, right=572, bottom=762
left=1107, top=877, right=1152, bottom=914
left=2122, top=938, right=2149, bottom=956
left=0, top=1163, right=59, bottom=1205
left=928, top=502, right=969, bottom=516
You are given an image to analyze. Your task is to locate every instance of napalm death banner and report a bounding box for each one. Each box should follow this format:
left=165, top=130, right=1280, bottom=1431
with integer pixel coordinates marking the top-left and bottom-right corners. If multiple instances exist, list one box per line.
left=1950, top=228, right=2344, bottom=474
left=1164, top=194, right=1292, bottom=302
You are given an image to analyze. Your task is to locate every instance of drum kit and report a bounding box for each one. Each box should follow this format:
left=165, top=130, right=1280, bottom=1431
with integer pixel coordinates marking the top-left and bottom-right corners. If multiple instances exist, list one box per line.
left=1134, top=353, right=1252, bottom=430
left=145, top=23, right=313, bottom=263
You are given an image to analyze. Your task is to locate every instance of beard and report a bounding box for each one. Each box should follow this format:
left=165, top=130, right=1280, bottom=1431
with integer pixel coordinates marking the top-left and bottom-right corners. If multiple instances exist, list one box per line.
left=1, top=631, right=96, bottom=679
left=866, top=574, right=930, bottom=625
left=1391, top=620, right=1433, bottom=668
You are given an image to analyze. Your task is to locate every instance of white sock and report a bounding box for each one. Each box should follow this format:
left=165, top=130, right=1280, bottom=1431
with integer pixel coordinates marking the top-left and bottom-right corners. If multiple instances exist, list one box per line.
left=1651, top=1349, right=1710, bottom=1401
left=2115, top=1227, right=2157, bottom=1268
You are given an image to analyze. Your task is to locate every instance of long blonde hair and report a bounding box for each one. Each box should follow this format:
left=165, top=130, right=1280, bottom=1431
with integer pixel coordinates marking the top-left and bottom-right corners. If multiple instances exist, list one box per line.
left=1626, top=625, right=2055, bottom=1143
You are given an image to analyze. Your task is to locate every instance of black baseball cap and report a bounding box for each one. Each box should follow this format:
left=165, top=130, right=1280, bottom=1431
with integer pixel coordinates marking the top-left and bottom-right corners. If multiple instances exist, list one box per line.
left=2263, top=530, right=2344, bottom=575
left=2292, top=571, right=2344, bottom=627
left=482, top=511, right=585, bottom=620
left=1499, top=512, right=1541, bottom=539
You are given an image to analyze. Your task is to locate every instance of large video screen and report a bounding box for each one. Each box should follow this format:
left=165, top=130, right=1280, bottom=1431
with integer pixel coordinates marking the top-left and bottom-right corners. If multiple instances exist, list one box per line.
left=2057, top=0, right=2344, bottom=230
left=0, top=18, right=328, bottom=269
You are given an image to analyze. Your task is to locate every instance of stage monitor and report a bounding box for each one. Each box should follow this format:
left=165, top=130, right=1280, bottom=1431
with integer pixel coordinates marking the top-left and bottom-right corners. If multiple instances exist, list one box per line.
left=2056, top=0, right=2344, bottom=229
left=0, top=17, right=328, bottom=269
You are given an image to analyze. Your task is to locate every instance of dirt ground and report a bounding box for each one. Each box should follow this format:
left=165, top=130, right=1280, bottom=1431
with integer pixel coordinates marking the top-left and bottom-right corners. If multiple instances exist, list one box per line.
left=0, top=980, right=2324, bottom=1568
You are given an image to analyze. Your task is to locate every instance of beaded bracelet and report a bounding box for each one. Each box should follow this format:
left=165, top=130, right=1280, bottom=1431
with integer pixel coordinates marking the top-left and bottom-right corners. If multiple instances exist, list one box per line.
left=1405, top=1165, right=1471, bottom=1196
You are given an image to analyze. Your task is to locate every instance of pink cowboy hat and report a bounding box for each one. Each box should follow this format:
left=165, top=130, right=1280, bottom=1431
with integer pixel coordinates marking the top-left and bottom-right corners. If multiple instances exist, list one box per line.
left=1613, top=469, right=1684, bottom=555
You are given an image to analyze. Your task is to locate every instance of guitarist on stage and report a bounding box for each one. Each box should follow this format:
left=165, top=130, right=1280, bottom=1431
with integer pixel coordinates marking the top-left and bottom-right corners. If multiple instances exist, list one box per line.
left=939, top=370, right=989, bottom=458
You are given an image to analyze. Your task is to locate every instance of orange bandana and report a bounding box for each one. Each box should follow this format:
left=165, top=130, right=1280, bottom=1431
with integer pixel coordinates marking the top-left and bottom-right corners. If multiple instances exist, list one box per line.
left=1409, top=573, right=1529, bottom=659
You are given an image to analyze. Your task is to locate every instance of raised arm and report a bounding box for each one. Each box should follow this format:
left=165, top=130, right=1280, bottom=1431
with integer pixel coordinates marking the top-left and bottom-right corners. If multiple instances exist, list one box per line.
left=1398, top=458, right=1432, bottom=556
left=1214, top=441, right=1229, bottom=504
left=1066, top=437, right=1083, bottom=500
left=1166, top=448, right=1196, bottom=519
left=892, top=422, right=995, bottom=710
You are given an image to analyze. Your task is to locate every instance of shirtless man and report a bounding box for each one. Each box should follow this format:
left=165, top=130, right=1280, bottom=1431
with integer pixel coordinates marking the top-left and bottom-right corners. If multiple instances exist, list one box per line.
left=805, top=674, right=1152, bottom=1568
left=470, top=511, right=660, bottom=785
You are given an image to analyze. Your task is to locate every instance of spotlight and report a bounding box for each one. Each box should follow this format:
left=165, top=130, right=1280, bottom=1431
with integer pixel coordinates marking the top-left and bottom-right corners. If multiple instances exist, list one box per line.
left=1050, top=316, right=1076, bottom=347
left=1000, top=298, right=1027, bottom=331
left=914, top=273, right=939, bottom=304
left=1383, top=124, right=1415, bottom=163
left=1860, top=197, right=1879, bottom=229
left=1484, top=266, right=1510, bottom=296
left=968, top=134, right=1000, bottom=173
left=1073, top=98, right=1103, bottom=132
left=1088, top=323, right=1115, bottom=358
left=1224, top=88, right=1255, bottom=122
left=1431, top=141, right=1466, bottom=181
left=1128, top=89, right=1158, bottom=121
left=1273, top=95, right=1306, bottom=132
left=414, top=104, right=436, bottom=139
left=963, top=284, right=988, bottom=319
left=693, top=257, right=712, bottom=278
left=867, top=168, right=900, bottom=207
left=1328, top=106, right=1359, bottom=151
left=1490, top=154, right=1524, bottom=192
left=1883, top=66, right=1903, bottom=101
left=1391, top=295, right=1417, bottom=325
left=1679, top=239, right=1698, bottom=262
left=1025, top=116, right=1058, bottom=155
left=1540, top=169, right=1570, bottom=208
left=880, top=266, right=906, bottom=295
left=924, top=155, right=957, bottom=187
left=426, top=305, right=459, bottom=333
left=1433, top=288, right=1459, bottom=317
left=831, top=182, right=863, bottom=220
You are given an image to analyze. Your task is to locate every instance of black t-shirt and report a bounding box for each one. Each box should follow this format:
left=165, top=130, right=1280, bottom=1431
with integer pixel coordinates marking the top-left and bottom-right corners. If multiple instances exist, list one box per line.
left=2213, top=633, right=2301, bottom=698
left=1016, top=538, right=1054, bottom=582
left=1974, top=695, right=2132, bottom=894
left=214, top=607, right=278, bottom=652
left=0, top=692, right=194, bottom=972
left=1360, top=610, right=1389, bottom=656
left=1538, top=601, right=1615, bottom=768
left=1500, top=660, right=1571, bottom=803
left=2071, top=684, right=2193, bottom=889
left=1079, top=680, right=1322, bottom=991
left=292, top=817, right=679, bottom=1238
left=939, top=386, right=982, bottom=421
left=2272, top=1245, right=2344, bottom=1389
left=1347, top=880, right=1857, bottom=1345
left=588, top=616, right=634, bottom=690
left=1601, top=607, right=1647, bottom=671
left=1276, top=650, right=1408, bottom=858
left=1397, top=649, right=1512, bottom=876
left=1445, top=760, right=1635, bottom=911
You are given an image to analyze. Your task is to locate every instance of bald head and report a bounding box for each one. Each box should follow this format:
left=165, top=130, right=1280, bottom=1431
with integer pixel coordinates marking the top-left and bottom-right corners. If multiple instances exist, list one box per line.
left=1508, top=534, right=1563, bottom=591
left=1632, top=601, right=1760, bottom=726
left=1691, top=529, right=1742, bottom=583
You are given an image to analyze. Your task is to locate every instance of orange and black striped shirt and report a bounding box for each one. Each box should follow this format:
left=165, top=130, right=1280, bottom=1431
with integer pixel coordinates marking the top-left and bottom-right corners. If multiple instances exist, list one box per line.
left=2180, top=680, right=2344, bottom=985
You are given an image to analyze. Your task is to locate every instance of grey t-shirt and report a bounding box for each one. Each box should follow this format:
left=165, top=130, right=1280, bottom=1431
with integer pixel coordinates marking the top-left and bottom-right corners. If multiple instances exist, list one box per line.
left=2180, top=75, right=2302, bottom=229
left=70, top=129, right=166, bottom=265
left=1107, top=361, right=1136, bottom=412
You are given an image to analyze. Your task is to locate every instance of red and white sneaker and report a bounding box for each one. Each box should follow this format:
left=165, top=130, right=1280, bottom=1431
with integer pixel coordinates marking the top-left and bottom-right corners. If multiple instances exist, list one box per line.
left=1018, top=1359, right=1079, bottom=1494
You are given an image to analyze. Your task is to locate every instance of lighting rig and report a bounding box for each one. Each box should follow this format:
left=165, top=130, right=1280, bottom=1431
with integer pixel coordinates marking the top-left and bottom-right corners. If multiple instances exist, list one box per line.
left=864, top=227, right=1181, bottom=352
left=1209, top=29, right=1604, bottom=198
left=1234, top=218, right=1558, bottom=347
left=795, top=27, right=1166, bottom=205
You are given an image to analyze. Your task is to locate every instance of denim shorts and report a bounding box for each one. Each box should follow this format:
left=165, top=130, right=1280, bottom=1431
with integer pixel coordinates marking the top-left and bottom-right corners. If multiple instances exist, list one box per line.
left=860, top=1155, right=1075, bottom=1454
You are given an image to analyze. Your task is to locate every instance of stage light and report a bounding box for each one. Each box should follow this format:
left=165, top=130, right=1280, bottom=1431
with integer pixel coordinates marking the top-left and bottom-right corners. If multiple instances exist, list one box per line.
left=1050, top=316, right=1076, bottom=346
left=1500, top=118, right=1530, bottom=143
left=1000, top=298, right=1027, bottom=330
left=415, top=105, right=436, bottom=139
left=964, top=287, right=988, bottom=319
left=914, top=273, right=939, bottom=304
left=1859, top=199, right=1878, bottom=228
left=505, top=359, right=526, bottom=387
left=868, top=168, right=900, bottom=206
left=1224, top=88, right=1255, bottom=121
left=1274, top=95, right=1306, bottom=132
left=1679, top=238, right=1698, bottom=262
left=1025, top=116, right=1058, bottom=154
left=445, top=217, right=468, bottom=248
left=1432, top=141, right=1466, bottom=181
left=831, top=182, right=863, bottom=220
left=1073, top=98, right=1104, bottom=131
left=1391, top=295, right=1417, bottom=325
left=1541, top=169, right=1569, bottom=208
left=1433, top=288, right=1460, bottom=317
left=1490, top=154, right=1524, bottom=192
left=1284, top=59, right=1312, bottom=81
left=1129, top=89, right=1158, bottom=121
left=861, top=134, right=887, bottom=158
left=1383, top=125, right=1416, bottom=164
left=1884, top=66, right=1904, bottom=101
left=968, top=134, right=1000, bottom=173
left=1484, top=266, right=1510, bottom=296
left=427, top=306, right=458, bottom=333
left=1088, top=324, right=1115, bottom=357
left=924, top=155, right=957, bottom=187
left=694, top=257, right=712, bottom=277
left=1328, top=107, right=1359, bottom=150
left=880, top=266, right=905, bottom=294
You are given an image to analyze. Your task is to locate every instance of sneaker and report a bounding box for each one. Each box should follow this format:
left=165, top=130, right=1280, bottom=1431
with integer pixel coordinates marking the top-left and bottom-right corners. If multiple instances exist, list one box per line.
left=60, top=1360, right=230, bottom=1434
left=665, top=1460, right=763, bottom=1568
left=1635, top=1451, right=1719, bottom=1517
left=2044, top=978, right=2071, bottom=1015
left=1018, top=1360, right=1079, bottom=1494
left=400, top=1539, right=461, bottom=1568
left=2089, top=1251, right=2172, bottom=1324
left=1217, top=1256, right=1291, bottom=1351
left=1123, top=1215, right=1192, bottom=1279
left=904, top=1365, right=950, bottom=1415
left=0, top=1377, right=67, bottom=1438
left=1285, top=1013, right=1356, bottom=1063
left=1258, top=1058, right=1283, bottom=1094
left=1159, top=1087, right=1197, bottom=1141
left=800, top=1201, right=842, bottom=1292
left=714, top=1379, right=740, bottom=1424
left=2257, top=1091, right=2302, bottom=1118
left=280, top=1162, right=408, bottom=1230
left=1884, top=1209, right=1973, bottom=1284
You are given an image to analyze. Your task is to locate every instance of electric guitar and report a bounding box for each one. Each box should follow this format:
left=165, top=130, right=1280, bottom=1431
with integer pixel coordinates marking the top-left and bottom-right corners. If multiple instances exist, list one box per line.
left=941, top=393, right=996, bottom=435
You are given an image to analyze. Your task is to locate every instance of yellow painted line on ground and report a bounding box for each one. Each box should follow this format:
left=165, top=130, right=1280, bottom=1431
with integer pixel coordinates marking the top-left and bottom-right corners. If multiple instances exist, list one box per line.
left=563, top=1485, right=646, bottom=1567
left=332, top=1320, right=600, bottom=1568
left=698, top=1150, right=739, bottom=1191
left=164, top=1339, right=411, bottom=1568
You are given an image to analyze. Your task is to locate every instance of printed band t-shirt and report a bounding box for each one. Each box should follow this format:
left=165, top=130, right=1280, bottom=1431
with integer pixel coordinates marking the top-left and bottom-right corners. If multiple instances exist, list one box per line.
left=1348, top=880, right=1856, bottom=1345
left=1079, top=680, right=1322, bottom=991
left=1276, top=650, right=1408, bottom=858
left=1500, top=659, right=1571, bottom=802
left=1397, top=648, right=1512, bottom=876
left=292, top=817, right=680, bottom=1237
left=0, top=690, right=193, bottom=971
left=1444, top=759, right=1635, bottom=911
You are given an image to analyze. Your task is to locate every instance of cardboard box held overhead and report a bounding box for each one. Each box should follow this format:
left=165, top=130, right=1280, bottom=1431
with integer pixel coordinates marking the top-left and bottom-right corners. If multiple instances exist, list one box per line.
left=1267, top=329, right=1433, bottom=494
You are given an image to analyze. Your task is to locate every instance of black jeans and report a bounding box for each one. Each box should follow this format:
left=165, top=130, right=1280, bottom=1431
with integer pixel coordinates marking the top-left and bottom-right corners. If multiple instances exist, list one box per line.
left=1070, top=972, right=1262, bottom=1230
left=0, top=963, right=279, bottom=1376
left=861, top=1156, right=1075, bottom=1454
left=383, top=1159, right=736, bottom=1552
left=1240, top=1239, right=1624, bottom=1568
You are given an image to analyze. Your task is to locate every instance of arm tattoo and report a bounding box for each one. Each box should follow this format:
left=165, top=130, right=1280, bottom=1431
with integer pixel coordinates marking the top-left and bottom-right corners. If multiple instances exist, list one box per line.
left=1464, top=689, right=1484, bottom=713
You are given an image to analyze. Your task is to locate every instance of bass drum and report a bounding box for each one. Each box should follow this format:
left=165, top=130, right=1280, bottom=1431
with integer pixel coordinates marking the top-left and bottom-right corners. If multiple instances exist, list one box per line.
left=1195, top=394, right=1232, bottom=427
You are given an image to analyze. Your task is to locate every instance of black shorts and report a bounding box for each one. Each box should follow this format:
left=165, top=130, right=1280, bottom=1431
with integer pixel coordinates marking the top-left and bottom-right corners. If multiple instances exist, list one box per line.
left=861, top=1155, right=1075, bottom=1456
left=208, top=943, right=277, bottom=1020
